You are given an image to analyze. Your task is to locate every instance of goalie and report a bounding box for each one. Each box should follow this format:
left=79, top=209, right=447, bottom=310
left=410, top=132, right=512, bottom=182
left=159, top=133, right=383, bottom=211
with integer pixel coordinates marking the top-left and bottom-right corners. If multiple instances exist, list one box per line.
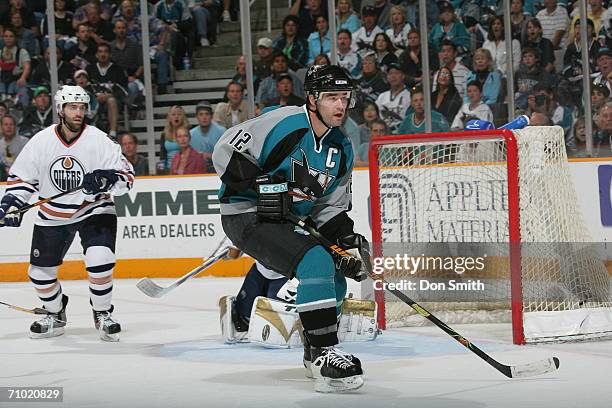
left=219, top=260, right=378, bottom=347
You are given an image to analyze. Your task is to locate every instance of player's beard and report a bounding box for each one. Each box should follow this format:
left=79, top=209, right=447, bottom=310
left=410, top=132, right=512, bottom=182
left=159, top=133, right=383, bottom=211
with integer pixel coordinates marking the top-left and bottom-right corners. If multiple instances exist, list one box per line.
left=62, top=115, right=84, bottom=133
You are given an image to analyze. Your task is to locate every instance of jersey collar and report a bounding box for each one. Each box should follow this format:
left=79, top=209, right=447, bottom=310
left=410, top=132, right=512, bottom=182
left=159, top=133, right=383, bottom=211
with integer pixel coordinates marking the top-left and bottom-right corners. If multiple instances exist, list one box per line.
left=55, top=124, right=87, bottom=148
left=303, top=105, right=331, bottom=153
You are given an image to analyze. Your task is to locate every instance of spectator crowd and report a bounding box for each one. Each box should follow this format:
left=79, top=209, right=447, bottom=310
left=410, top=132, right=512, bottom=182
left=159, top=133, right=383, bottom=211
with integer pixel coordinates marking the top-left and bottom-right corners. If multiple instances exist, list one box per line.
left=0, top=0, right=238, bottom=179
left=2, top=0, right=612, bottom=180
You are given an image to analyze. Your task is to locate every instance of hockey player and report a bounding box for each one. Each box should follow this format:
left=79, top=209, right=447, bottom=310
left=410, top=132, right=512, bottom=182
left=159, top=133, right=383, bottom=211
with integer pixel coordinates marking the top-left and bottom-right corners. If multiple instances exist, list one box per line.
left=0, top=85, right=134, bottom=342
left=213, top=65, right=367, bottom=393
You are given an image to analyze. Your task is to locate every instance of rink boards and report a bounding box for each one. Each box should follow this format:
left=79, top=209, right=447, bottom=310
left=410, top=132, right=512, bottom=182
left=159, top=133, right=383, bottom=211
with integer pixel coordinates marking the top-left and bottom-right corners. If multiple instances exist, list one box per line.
left=0, top=160, right=611, bottom=281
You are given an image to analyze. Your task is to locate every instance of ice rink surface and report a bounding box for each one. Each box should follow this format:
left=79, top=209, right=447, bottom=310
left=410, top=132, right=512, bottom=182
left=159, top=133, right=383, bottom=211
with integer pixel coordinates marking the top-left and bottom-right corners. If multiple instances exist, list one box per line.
left=1, top=277, right=611, bottom=408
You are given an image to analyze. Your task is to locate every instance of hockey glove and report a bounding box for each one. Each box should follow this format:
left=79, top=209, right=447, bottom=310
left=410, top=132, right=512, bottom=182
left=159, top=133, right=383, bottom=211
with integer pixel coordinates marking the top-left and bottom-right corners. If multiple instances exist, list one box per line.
left=255, top=173, right=291, bottom=223
left=0, top=194, right=26, bottom=227
left=335, top=233, right=369, bottom=282
left=82, top=169, right=119, bottom=195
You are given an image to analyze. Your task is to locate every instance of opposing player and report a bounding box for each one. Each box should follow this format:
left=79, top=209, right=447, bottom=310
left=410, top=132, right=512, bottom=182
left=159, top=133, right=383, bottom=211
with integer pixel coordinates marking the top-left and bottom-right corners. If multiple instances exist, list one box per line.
left=213, top=65, right=367, bottom=393
left=0, top=86, right=134, bottom=342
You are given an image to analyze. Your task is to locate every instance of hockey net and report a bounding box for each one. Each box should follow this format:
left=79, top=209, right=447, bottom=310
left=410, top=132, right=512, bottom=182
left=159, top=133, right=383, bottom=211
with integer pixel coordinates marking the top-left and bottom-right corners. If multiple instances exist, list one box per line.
left=368, top=126, right=612, bottom=344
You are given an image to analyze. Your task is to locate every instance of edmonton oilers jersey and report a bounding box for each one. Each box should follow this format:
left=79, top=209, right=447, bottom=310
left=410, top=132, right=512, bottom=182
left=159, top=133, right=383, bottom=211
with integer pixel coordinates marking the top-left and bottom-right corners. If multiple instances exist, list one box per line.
left=212, top=105, right=354, bottom=227
left=6, top=124, right=134, bottom=226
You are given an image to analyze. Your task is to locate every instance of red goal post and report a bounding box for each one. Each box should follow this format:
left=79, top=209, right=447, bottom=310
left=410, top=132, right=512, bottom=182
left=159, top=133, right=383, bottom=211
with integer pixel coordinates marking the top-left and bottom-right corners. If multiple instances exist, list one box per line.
left=367, top=127, right=612, bottom=345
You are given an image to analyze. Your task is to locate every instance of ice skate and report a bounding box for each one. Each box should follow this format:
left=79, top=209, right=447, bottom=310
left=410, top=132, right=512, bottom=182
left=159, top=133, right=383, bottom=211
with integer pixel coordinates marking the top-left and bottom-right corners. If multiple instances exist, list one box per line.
left=302, top=332, right=361, bottom=379
left=310, top=346, right=364, bottom=393
left=29, top=295, right=69, bottom=339
left=93, top=306, right=121, bottom=342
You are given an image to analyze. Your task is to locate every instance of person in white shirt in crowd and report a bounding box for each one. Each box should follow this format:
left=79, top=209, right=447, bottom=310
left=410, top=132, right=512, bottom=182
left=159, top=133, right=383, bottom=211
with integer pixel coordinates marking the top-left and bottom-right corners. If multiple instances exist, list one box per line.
left=482, top=15, right=521, bottom=75
left=535, top=0, right=570, bottom=49
left=432, top=39, right=471, bottom=99
left=331, top=29, right=362, bottom=78
left=385, top=4, right=411, bottom=54
left=593, top=48, right=612, bottom=92
left=214, top=82, right=248, bottom=129
left=375, top=62, right=411, bottom=132
left=353, top=5, right=384, bottom=57
left=451, top=81, right=494, bottom=129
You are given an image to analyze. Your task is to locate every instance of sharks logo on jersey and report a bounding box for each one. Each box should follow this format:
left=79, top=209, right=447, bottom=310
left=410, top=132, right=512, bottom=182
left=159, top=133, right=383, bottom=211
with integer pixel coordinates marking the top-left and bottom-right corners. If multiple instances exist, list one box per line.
left=290, top=149, right=335, bottom=202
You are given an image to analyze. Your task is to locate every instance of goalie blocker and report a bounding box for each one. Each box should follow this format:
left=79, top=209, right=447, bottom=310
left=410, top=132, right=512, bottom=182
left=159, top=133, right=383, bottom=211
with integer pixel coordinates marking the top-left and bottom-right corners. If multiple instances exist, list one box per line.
left=219, top=295, right=378, bottom=347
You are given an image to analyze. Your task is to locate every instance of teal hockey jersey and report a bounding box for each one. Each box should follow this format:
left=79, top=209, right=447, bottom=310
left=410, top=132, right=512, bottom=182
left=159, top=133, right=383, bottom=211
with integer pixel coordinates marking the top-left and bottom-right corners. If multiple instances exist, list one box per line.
left=212, top=105, right=354, bottom=229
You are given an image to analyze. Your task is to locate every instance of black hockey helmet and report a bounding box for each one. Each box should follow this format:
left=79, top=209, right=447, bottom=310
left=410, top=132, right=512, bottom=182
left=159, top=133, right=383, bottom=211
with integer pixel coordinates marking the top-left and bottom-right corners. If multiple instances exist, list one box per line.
left=304, top=65, right=355, bottom=93
left=303, top=65, right=356, bottom=109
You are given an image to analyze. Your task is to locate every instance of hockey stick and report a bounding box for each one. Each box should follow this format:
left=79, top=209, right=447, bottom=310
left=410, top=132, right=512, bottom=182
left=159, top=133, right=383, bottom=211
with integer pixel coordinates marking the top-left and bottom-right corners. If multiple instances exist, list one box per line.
left=7, top=184, right=83, bottom=216
left=286, top=213, right=560, bottom=379
left=0, top=300, right=50, bottom=315
left=136, top=237, right=236, bottom=298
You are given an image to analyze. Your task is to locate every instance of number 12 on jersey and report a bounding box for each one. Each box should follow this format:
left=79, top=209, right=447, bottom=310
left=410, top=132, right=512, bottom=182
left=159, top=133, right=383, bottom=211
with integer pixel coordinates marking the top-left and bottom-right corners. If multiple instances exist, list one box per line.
left=228, top=129, right=252, bottom=151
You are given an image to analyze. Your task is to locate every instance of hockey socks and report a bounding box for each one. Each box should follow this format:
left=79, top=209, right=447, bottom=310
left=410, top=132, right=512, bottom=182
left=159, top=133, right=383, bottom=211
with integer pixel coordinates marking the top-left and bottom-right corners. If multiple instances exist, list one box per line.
left=295, top=246, right=339, bottom=347
left=29, top=265, right=63, bottom=313
left=86, top=246, right=115, bottom=311
left=295, top=246, right=365, bottom=392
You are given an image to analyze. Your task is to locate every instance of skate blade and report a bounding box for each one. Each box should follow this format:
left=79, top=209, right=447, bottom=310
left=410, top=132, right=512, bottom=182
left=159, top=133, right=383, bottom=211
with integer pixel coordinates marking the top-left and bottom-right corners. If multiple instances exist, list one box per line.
left=303, top=361, right=314, bottom=379
left=29, top=327, right=65, bottom=339
left=314, top=375, right=364, bottom=393
left=99, top=332, right=120, bottom=342
left=224, top=332, right=249, bottom=344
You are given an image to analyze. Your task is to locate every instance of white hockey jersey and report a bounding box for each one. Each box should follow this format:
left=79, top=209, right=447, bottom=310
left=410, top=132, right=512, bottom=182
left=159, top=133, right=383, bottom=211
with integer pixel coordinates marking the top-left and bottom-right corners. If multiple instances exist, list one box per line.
left=451, top=102, right=494, bottom=130
left=385, top=24, right=412, bottom=52
left=332, top=50, right=362, bottom=78
left=6, top=124, right=134, bottom=226
left=352, top=25, right=384, bottom=57
left=375, top=88, right=411, bottom=132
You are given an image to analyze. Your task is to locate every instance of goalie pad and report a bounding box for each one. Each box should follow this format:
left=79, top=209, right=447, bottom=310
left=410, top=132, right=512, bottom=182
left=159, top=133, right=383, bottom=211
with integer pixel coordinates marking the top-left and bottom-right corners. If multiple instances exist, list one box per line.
left=248, top=296, right=303, bottom=348
left=219, top=295, right=249, bottom=344
left=338, top=298, right=379, bottom=342
left=276, top=277, right=299, bottom=303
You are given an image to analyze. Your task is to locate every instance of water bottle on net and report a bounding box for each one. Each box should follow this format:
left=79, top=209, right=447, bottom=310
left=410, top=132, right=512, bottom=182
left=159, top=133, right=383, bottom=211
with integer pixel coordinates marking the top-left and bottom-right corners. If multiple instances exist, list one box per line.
left=499, top=115, right=530, bottom=130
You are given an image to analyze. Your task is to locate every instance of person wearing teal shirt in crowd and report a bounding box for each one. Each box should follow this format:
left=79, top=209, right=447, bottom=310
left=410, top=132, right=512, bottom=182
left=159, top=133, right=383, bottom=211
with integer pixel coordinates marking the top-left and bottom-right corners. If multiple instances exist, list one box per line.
left=397, top=87, right=450, bottom=135
left=336, top=0, right=361, bottom=33
left=464, top=48, right=502, bottom=104
left=307, top=15, right=332, bottom=65
left=396, top=87, right=450, bottom=165
left=190, top=100, right=226, bottom=172
left=429, top=2, right=471, bottom=52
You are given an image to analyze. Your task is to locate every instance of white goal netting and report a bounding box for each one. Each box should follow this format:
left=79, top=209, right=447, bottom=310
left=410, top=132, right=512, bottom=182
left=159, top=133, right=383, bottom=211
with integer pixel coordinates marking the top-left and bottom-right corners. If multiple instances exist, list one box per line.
left=371, top=126, right=612, bottom=343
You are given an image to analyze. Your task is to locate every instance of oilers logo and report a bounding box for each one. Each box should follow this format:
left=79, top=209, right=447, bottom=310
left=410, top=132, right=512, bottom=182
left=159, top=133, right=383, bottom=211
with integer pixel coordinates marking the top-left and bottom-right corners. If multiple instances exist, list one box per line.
left=49, top=156, right=85, bottom=192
